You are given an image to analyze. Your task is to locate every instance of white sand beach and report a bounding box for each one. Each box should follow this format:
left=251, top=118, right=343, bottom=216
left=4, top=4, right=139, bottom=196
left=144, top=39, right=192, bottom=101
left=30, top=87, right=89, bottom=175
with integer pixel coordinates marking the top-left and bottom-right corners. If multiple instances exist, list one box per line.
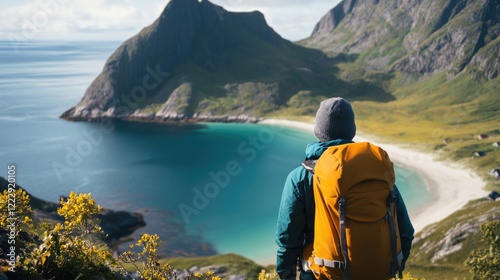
left=260, top=119, right=489, bottom=233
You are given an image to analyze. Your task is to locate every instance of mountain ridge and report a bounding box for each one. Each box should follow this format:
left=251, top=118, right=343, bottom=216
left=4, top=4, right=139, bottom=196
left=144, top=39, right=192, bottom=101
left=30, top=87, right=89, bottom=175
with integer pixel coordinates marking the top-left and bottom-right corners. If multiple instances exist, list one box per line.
left=305, top=0, right=499, bottom=79
left=62, top=0, right=361, bottom=123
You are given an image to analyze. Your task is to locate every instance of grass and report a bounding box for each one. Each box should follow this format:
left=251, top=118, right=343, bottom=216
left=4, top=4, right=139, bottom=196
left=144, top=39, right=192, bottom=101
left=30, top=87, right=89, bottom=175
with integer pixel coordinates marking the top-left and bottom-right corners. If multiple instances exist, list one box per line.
left=406, top=199, right=500, bottom=279
left=120, top=253, right=265, bottom=279
left=166, top=254, right=263, bottom=277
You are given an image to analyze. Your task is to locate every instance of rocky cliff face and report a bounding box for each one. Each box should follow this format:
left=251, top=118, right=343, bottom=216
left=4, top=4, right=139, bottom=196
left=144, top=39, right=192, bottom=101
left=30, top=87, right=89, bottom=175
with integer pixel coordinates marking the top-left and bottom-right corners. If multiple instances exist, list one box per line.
left=62, top=0, right=335, bottom=122
left=311, top=0, right=359, bottom=38
left=408, top=198, right=499, bottom=278
left=306, top=0, right=499, bottom=79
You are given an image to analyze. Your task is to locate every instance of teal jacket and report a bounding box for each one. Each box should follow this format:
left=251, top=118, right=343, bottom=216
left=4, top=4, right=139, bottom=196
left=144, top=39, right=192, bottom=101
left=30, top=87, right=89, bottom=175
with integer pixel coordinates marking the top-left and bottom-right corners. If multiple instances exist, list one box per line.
left=275, top=140, right=415, bottom=279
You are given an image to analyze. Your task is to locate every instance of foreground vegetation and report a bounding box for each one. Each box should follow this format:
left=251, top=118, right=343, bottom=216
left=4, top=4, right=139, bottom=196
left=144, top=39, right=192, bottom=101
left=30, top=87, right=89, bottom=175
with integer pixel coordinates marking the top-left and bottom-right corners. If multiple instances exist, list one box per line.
left=1, top=188, right=499, bottom=279
left=0, top=190, right=221, bottom=280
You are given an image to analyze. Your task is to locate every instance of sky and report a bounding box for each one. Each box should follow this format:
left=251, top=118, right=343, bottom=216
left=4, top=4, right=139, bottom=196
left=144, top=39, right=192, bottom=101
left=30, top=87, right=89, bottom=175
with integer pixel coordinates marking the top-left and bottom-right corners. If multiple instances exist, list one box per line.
left=0, top=0, right=342, bottom=43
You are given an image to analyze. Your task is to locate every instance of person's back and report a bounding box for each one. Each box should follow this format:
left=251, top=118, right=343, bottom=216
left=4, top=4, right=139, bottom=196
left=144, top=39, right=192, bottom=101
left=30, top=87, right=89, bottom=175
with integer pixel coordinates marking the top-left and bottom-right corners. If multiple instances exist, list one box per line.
left=275, top=97, right=414, bottom=280
left=306, top=142, right=402, bottom=280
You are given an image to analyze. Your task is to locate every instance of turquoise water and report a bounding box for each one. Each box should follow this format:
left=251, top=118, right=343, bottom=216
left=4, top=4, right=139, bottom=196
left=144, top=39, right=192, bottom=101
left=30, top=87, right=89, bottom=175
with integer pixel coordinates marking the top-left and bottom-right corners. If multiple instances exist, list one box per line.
left=0, top=41, right=430, bottom=263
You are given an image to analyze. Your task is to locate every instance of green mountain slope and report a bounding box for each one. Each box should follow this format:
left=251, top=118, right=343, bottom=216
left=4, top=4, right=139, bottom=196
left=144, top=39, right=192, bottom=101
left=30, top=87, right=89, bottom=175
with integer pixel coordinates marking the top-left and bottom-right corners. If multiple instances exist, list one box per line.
left=407, top=199, right=500, bottom=279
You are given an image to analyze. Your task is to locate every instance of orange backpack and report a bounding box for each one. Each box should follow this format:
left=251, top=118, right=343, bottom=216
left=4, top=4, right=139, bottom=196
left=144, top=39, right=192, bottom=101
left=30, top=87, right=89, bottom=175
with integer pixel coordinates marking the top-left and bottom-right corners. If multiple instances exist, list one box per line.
left=302, top=142, right=403, bottom=280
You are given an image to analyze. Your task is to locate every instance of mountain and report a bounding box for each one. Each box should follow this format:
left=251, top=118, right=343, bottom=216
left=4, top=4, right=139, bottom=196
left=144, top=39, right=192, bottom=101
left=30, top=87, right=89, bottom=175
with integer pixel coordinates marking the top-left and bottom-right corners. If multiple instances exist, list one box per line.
left=301, top=0, right=499, bottom=148
left=63, top=0, right=388, bottom=122
left=305, top=0, right=499, bottom=79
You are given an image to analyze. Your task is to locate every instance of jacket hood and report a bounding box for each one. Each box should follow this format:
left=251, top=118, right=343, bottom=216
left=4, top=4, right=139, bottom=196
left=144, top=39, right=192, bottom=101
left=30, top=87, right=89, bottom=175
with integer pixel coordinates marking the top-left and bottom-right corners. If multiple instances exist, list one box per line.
left=305, top=139, right=353, bottom=160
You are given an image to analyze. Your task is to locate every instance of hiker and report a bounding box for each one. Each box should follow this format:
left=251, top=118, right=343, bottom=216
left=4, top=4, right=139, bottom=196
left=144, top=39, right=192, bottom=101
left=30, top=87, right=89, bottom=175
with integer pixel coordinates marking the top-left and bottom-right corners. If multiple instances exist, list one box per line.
left=275, top=97, right=414, bottom=280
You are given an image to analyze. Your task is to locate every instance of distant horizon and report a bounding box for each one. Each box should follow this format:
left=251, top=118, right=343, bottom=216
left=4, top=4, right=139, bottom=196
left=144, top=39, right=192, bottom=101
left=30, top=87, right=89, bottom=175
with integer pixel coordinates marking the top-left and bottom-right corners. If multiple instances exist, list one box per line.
left=0, top=0, right=341, bottom=43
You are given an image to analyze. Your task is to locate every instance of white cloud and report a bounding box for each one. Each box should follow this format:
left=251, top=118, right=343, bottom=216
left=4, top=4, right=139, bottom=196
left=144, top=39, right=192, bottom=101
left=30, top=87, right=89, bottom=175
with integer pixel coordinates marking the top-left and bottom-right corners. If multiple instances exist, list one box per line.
left=71, top=1, right=138, bottom=30
left=0, top=0, right=340, bottom=42
left=0, top=0, right=160, bottom=41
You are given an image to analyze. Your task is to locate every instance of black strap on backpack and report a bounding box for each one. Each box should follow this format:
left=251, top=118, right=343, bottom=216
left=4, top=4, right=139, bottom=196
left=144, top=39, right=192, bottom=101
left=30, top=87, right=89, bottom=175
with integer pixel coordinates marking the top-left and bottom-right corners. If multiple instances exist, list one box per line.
left=338, top=197, right=351, bottom=280
left=387, top=189, right=403, bottom=279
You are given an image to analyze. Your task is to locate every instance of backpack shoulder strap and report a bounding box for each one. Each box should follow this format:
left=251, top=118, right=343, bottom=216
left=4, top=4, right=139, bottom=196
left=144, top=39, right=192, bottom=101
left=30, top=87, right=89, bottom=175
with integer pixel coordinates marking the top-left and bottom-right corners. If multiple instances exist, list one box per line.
left=301, top=160, right=317, bottom=174
left=388, top=188, right=403, bottom=278
left=339, top=197, right=351, bottom=280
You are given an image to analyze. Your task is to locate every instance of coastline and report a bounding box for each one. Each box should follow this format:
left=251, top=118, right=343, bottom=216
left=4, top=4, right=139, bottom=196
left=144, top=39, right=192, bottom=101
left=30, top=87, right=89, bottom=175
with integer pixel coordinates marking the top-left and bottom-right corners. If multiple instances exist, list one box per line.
left=0, top=176, right=146, bottom=254
left=259, top=118, right=489, bottom=233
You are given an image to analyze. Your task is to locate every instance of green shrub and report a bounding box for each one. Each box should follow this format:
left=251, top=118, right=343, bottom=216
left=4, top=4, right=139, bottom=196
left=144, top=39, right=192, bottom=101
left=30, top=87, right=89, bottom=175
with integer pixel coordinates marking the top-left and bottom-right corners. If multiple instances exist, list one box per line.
left=1, top=190, right=222, bottom=280
left=465, top=220, right=500, bottom=280
left=20, top=192, right=118, bottom=279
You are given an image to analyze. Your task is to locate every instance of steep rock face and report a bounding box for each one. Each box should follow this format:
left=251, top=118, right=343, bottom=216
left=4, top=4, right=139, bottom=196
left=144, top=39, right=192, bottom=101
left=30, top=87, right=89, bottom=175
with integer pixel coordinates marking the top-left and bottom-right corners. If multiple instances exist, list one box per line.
left=69, top=0, right=208, bottom=116
left=308, top=0, right=417, bottom=55
left=469, top=39, right=500, bottom=79
left=306, top=0, right=499, bottom=79
left=394, top=0, right=500, bottom=76
left=311, top=0, right=380, bottom=39
left=155, top=83, right=194, bottom=120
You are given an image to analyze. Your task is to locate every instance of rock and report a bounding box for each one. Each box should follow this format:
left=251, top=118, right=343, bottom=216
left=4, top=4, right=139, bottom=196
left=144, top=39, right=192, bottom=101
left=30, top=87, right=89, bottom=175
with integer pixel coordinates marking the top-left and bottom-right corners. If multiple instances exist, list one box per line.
left=184, top=264, right=247, bottom=280
left=306, top=0, right=499, bottom=79
left=0, top=177, right=145, bottom=249
left=98, top=209, right=146, bottom=242
left=171, top=269, right=190, bottom=279
left=199, top=265, right=228, bottom=275
left=487, top=191, right=500, bottom=200
left=310, top=0, right=361, bottom=39
left=227, top=276, right=247, bottom=280
left=155, top=83, right=194, bottom=120
left=430, top=222, right=477, bottom=263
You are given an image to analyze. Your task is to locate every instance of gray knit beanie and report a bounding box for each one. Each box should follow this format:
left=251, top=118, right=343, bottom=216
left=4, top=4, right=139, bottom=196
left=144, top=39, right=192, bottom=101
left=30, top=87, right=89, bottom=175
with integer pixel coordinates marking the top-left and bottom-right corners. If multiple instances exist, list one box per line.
left=314, top=97, right=356, bottom=141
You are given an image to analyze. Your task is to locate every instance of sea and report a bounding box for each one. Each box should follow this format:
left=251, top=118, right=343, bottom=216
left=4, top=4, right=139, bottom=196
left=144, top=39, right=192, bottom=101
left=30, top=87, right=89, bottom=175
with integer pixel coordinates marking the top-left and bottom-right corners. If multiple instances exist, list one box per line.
left=0, top=40, right=431, bottom=264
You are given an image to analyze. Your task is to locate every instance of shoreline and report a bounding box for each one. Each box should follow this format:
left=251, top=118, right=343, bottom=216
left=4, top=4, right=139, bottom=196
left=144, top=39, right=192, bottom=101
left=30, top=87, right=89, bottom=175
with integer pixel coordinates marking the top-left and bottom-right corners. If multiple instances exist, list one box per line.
left=259, top=118, right=489, bottom=233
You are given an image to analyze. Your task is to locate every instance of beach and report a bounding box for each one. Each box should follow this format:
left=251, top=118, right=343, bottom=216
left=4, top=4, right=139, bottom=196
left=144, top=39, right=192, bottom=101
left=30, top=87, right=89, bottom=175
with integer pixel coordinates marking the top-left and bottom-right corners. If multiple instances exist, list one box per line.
left=260, top=119, right=488, bottom=233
